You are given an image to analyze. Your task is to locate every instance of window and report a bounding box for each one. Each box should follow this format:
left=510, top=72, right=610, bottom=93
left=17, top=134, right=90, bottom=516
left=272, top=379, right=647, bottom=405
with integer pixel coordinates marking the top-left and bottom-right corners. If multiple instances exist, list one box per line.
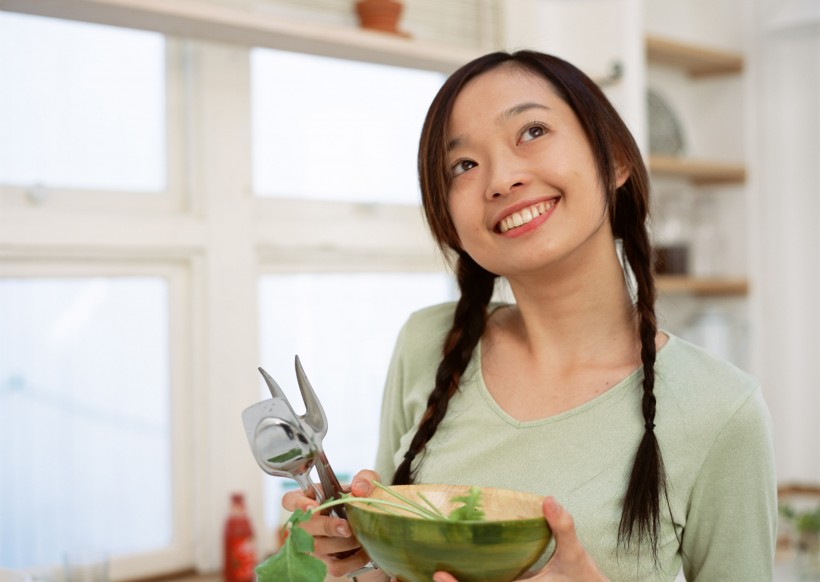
left=251, top=48, right=444, bottom=204
left=1, top=3, right=459, bottom=576
left=0, top=13, right=191, bottom=576
left=257, top=272, right=455, bottom=530
left=0, top=274, right=185, bottom=569
left=0, top=12, right=166, bottom=193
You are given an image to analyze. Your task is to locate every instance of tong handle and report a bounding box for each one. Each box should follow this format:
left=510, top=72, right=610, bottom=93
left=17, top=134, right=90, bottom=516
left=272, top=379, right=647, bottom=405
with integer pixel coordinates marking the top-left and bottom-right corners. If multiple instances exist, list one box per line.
left=315, top=451, right=347, bottom=519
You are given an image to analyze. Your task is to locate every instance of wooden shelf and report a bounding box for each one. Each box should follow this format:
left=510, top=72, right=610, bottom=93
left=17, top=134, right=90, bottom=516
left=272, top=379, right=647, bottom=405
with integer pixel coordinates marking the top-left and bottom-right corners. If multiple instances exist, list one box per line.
left=0, top=0, right=479, bottom=73
left=646, top=35, right=744, bottom=77
left=649, top=155, right=746, bottom=185
left=656, top=275, right=749, bottom=297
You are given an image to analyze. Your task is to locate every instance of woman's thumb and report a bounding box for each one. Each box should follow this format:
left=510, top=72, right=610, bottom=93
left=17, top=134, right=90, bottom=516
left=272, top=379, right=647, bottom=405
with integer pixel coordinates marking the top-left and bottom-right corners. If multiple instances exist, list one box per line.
left=543, top=497, right=583, bottom=558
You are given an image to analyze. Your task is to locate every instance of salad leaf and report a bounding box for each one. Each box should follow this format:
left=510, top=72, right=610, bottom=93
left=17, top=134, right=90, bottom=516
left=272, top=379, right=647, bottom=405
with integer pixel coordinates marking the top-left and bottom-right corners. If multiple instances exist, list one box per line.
left=255, top=509, right=327, bottom=582
left=447, top=486, right=485, bottom=521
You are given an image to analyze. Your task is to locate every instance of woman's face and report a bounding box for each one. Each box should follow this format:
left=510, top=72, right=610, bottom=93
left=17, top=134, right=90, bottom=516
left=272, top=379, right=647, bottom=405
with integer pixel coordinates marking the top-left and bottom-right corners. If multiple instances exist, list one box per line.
left=444, top=65, right=625, bottom=279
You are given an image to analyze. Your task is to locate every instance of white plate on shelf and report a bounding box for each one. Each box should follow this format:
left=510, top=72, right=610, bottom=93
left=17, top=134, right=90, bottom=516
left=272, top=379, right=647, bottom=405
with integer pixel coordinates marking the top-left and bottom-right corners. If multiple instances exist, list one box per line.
left=647, top=88, right=686, bottom=156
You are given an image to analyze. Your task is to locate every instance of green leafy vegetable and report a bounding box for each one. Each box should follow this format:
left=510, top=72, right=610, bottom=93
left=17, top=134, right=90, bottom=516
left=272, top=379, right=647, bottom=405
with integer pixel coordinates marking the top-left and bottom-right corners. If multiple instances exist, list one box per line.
left=371, top=480, right=443, bottom=519
left=447, top=485, right=485, bottom=521
left=255, top=483, right=486, bottom=582
left=255, top=509, right=326, bottom=582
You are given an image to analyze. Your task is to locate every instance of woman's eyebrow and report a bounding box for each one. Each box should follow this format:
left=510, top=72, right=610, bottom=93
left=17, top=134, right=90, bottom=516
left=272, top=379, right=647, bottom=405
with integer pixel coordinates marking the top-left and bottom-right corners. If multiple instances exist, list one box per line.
left=447, top=136, right=464, bottom=151
left=446, top=102, right=551, bottom=151
left=500, top=101, right=550, bottom=121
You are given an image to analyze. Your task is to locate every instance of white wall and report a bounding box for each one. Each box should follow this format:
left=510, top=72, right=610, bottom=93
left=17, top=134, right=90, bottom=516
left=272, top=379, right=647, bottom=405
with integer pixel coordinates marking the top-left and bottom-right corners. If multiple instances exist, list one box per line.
left=750, top=0, right=820, bottom=483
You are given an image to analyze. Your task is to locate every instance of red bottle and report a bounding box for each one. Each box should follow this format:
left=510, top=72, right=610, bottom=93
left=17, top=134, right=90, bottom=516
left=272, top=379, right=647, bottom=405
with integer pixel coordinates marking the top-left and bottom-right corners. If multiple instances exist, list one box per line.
left=223, top=493, right=258, bottom=582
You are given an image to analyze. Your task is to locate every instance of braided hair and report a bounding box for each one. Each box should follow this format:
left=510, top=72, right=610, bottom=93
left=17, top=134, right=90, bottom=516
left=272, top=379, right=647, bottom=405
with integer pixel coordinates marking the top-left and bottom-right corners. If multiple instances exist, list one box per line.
left=394, top=50, right=667, bottom=558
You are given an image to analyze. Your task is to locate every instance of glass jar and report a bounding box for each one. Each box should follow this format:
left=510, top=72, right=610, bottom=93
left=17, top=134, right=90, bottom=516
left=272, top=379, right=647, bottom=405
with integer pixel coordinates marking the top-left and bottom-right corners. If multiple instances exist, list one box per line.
left=653, top=193, right=691, bottom=275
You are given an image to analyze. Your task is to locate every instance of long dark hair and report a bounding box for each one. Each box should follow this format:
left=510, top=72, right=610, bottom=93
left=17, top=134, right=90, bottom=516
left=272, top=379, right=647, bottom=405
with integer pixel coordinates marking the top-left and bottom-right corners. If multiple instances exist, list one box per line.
left=394, top=50, right=666, bottom=557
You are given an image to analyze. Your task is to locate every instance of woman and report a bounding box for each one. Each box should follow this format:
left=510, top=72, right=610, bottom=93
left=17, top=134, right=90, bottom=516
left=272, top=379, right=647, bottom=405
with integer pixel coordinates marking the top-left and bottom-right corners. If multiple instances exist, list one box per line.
left=283, top=50, right=777, bottom=581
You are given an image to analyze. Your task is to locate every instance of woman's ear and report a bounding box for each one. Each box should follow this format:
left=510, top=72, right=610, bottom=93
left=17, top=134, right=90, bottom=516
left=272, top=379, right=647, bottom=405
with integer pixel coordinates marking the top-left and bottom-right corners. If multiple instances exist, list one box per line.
left=614, top=159, right=631, bottom=189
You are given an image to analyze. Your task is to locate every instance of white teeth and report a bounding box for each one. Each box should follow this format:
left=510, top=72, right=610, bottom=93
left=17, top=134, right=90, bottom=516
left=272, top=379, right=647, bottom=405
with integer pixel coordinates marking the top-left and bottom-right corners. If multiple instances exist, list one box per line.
left=498, top=201, right=555, bottom=233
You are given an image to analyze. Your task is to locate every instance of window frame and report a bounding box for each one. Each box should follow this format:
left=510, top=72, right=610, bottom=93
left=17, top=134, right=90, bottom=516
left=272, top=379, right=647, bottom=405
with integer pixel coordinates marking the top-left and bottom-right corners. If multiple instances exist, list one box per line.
left=0, top=257, right=196, bottom=579
left=0, top=31, right=188, bottom=214
left=0, top=2, right=488, bottom=577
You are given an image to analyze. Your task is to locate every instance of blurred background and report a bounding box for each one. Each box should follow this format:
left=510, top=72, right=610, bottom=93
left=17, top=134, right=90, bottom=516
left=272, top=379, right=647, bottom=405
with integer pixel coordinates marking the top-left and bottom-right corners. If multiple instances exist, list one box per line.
left=0, top=0, right=817, bottom=579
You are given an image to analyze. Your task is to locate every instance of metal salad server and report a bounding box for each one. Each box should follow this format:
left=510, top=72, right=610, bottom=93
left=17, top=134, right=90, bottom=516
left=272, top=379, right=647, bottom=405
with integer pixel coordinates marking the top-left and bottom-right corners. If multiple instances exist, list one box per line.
left=241, top=355, right=348, bottom=518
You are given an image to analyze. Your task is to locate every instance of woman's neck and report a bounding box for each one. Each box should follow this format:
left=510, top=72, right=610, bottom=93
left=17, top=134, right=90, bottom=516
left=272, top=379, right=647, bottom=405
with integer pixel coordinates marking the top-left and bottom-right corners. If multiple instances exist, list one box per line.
left=501, top=244, right=638, bottom=366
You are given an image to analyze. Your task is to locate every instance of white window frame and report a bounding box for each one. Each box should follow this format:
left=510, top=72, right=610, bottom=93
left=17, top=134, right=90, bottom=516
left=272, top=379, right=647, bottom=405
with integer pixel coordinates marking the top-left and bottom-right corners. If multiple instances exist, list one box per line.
left=0, top=34, right=188, bottom=214
left=0, top=256, right=195, bottom=580
left=0, top=0, right=510, bottom=576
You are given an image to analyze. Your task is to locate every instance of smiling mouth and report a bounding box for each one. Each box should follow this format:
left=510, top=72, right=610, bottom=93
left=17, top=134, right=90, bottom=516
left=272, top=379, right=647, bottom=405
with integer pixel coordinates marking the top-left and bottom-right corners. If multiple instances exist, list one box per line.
left=497, top=200, right=557, bottom=233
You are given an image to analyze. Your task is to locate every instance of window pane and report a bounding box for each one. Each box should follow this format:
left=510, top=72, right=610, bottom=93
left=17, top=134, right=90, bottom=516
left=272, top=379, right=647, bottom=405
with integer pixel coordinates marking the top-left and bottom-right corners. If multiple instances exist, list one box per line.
left=0, top=278, right=171, bottom=568
left=0, top=13, right=165, bottom=191
left=251, top=49, right=444, bottom=205
left=258, top=272, right=454, bottom=530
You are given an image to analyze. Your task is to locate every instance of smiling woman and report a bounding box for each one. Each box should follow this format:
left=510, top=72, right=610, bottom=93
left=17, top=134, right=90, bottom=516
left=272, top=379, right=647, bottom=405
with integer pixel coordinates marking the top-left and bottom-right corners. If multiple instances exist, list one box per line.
left=279, top=50, right=777, bottom=582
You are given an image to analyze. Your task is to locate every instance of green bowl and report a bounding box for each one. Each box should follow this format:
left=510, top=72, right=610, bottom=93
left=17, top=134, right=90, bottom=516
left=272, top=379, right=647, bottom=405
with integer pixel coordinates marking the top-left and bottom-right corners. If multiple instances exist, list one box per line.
left=346, top=484, right=551, bottom=582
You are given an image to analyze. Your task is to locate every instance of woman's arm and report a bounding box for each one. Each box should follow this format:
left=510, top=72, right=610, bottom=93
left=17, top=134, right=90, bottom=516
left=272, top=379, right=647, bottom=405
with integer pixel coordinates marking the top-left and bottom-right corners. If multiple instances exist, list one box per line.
left=681, top=388, right=777, bottom=580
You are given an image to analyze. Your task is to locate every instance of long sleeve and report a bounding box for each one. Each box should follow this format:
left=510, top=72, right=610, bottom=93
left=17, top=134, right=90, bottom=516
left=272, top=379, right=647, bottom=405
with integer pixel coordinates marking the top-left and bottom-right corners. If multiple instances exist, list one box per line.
left=680, top=388, right=777, bottom=581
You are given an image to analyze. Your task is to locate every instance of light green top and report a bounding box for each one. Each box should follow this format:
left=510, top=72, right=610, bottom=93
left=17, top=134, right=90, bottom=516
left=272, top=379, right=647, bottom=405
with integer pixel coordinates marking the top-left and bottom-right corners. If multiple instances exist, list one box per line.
left=375, top=303, right=777, bottom=582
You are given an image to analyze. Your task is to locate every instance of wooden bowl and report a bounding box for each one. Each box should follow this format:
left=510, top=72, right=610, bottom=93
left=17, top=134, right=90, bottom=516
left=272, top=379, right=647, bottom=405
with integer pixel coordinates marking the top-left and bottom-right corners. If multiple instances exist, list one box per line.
left=346, top=484, right=550, bottom=582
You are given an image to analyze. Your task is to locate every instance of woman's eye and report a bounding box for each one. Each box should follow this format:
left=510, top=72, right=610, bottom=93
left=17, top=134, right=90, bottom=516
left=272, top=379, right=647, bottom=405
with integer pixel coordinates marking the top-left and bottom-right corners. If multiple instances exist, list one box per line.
left=520, top=124, right=547, bottom=143
left=451, top=159, right=477, bottom=176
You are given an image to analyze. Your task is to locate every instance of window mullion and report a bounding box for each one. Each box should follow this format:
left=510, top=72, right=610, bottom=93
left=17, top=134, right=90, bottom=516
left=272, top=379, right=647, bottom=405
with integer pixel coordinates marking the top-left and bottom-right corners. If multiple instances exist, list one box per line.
left=184, top=39, right=266, bottom=571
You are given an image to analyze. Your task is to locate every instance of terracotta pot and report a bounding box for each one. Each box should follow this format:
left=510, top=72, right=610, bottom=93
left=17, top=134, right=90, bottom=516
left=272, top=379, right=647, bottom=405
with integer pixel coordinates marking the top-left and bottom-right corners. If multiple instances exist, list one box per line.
left=355, top=0, right=404, bottom=35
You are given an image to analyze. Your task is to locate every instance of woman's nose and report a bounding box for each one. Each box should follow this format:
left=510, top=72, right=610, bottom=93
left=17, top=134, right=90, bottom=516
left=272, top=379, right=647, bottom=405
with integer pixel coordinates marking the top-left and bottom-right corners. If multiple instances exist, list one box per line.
left=490, top=181, right=524, bottom=199
left=485, top=153, right=529, bottom=200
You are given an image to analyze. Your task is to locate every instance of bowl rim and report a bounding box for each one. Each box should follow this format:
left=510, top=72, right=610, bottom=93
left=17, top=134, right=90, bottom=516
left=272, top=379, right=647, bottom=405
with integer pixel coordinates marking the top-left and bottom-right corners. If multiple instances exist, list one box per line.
left=346, top=483, right=548, bottom=524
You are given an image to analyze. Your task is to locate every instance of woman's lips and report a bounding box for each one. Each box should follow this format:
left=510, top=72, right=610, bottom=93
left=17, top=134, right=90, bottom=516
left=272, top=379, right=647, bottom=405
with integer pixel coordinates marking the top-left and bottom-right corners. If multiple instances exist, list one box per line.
left=496, top=198, right=558, bottom=234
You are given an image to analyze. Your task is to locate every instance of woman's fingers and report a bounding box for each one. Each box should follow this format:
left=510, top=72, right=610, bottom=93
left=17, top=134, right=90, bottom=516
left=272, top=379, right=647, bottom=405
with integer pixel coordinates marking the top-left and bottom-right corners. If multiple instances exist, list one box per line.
left=278, top=471, right=384, bottom=578
left=350, top=469, right=382, bottom=497
left=540, top=497, right=609, bottom=581
left=543, top=496, right=584, bottom=560
left=281, top=488, right=318, bottom=512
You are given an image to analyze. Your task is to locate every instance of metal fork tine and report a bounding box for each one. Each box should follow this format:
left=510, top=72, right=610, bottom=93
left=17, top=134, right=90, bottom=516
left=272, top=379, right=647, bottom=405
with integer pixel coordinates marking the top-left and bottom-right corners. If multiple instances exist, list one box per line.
left=258, top=366, right=292, bottom=404
left=294, top=355, right=327, bottom=435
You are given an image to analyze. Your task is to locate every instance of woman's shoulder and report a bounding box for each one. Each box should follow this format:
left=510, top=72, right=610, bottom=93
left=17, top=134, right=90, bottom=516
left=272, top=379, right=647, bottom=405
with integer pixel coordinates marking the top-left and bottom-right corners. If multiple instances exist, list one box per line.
left=398, top=301, right=512, bottom=358
left=659, top=333, right=757, bottom=387
left=403, top=301, right=459, bottom=329
left=656, top=333, right=767, bottom=429
left=392, top=302, right=459, bottom=360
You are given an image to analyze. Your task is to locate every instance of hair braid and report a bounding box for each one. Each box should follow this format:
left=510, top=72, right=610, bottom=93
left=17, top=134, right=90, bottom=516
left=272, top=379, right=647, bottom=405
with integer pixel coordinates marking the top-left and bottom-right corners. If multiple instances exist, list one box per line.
left=392, top=253, right=496, bottom=485
left=614, top=183, right=668, bottom=559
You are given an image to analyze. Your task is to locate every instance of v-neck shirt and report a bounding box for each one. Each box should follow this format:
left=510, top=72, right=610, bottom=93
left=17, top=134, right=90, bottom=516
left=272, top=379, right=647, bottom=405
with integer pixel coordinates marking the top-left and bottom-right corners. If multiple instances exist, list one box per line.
left=374, top=302, right=776, bottom=581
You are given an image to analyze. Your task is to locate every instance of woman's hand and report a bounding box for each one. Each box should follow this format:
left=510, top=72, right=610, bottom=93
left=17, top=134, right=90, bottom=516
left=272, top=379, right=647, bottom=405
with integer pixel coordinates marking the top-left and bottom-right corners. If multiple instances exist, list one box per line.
left=433, top=497, right=609, bottom=582
left=280, top=469, right=383, bottom=579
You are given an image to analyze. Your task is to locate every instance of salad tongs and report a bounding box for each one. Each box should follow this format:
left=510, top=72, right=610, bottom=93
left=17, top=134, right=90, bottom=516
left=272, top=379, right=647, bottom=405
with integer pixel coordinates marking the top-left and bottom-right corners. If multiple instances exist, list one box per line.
left=241, top=355, right=348, bottom=518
